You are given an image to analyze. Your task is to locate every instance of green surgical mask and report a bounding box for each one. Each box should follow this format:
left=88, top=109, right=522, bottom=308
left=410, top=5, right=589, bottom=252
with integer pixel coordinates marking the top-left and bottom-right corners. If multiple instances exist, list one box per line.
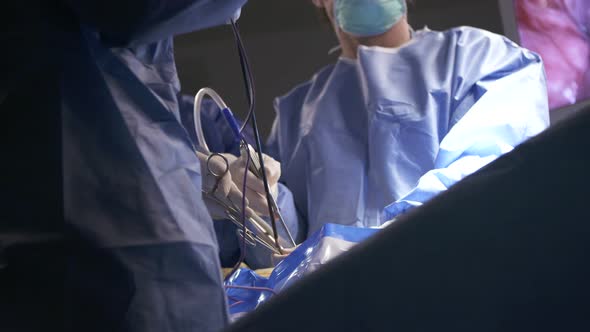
left=334, top=0, right=407, bottom=37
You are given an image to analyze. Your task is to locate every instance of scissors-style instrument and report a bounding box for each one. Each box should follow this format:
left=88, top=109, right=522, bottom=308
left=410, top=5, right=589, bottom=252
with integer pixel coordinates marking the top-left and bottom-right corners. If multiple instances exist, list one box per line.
left=193, top=87, right=295, bottom=255
left=201, top=152, right=284, bottom=254
left=205, top=153, right=230, bottom=196
left=240, top=143, right=297, bottom=247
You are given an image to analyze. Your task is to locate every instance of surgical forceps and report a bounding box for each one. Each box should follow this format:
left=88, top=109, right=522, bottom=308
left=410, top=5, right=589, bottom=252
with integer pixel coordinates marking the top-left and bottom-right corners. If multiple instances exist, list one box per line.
left=193, top=87, right=295, bottom=253
left=202, top=152, right=284, bottom=255
left=240, top=143, right=297, bottom=247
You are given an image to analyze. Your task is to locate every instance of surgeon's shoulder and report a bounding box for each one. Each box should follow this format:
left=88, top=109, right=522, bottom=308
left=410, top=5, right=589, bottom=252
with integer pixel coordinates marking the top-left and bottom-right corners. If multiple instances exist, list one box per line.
left=443, top=26, right=509, bottom=45
left=273, top=64, right=336, bottom=118
left=443, top=26, right=541, bottom=62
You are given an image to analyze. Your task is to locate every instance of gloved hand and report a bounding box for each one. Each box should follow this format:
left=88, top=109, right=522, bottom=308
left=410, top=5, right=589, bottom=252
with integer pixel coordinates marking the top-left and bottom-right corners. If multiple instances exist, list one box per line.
left=228, top=151, right=281, bottom=218
left=197, top=151, right=250, bottom=220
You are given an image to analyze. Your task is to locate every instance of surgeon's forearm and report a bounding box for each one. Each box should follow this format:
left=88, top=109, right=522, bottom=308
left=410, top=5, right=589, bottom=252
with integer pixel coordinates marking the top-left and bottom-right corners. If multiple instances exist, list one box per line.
left=66, top=0, right=247, bottom=46
left=382, top=154, right=500, bottom=221
left=275, top=183, right=305, bottom=244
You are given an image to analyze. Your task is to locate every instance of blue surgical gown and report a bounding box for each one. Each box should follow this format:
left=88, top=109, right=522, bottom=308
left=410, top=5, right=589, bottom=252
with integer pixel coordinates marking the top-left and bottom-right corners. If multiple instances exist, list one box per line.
left=60, top=1, right=247, bottom=331
left=267, top=27, right=550, bottom=237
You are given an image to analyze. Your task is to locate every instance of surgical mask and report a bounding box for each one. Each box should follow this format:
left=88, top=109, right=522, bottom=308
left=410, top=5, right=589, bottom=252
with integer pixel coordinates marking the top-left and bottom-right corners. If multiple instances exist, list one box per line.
left=334, top=0, right=407, bottom=37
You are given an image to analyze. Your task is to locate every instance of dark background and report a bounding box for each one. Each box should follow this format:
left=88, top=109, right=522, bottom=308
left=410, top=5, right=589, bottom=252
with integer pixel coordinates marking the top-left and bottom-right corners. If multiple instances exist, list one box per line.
left=174, top=0, right=508, bottom=137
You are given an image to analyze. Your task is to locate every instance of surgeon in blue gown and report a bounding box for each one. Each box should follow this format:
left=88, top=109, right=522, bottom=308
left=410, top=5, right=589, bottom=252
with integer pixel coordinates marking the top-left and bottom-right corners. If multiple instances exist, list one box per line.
left=56, top=1, right=252, bottom=331
left=264, top=0, right=550, bottom=238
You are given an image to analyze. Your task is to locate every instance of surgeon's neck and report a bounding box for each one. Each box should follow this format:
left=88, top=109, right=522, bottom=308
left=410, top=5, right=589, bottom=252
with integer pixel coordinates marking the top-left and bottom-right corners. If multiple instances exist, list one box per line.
left=338, top=18, right=411, bottom=60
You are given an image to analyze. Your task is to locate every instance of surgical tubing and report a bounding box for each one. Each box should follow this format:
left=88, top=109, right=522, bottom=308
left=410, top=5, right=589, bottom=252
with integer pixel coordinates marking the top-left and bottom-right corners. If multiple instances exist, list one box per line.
left=224, top=285, right=277, bottom=296
left=193, top=87, right=229, bottom=153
